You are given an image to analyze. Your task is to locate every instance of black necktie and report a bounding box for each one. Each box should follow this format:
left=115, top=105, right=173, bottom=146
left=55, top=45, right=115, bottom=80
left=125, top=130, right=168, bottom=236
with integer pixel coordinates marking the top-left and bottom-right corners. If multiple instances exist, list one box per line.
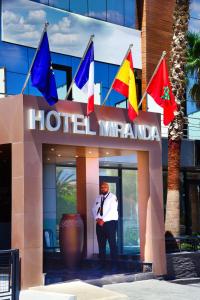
left=100, top=196, right=105, bottom=216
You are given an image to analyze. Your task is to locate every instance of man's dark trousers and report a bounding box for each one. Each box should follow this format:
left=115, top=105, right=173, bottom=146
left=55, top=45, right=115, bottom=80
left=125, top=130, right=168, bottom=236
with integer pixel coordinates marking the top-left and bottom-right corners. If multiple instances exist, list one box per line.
left=96, top=220, right=118, bottom=264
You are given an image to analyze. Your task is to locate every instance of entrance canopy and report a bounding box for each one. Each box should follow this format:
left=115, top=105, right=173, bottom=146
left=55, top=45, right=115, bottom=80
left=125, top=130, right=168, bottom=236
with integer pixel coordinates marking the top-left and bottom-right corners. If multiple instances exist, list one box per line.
left=0, top=95, right=166, bottom=288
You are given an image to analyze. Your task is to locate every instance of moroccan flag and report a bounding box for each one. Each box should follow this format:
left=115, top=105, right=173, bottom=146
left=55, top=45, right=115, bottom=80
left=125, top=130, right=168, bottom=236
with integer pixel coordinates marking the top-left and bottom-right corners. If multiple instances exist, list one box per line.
left=146, top=58, right=177, bottom=126
left=113, top=50, right=138, bottom=121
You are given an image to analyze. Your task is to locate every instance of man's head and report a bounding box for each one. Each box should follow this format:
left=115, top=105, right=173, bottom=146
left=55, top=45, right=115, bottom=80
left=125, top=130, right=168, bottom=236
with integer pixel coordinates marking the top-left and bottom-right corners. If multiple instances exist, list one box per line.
left=100, top=182, right=109, bottom=195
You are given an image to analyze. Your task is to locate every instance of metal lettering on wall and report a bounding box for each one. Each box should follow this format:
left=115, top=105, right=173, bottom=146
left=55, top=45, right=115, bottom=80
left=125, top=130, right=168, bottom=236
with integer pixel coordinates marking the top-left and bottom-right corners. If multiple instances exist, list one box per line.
left=28, top=109, right=160, bottom=142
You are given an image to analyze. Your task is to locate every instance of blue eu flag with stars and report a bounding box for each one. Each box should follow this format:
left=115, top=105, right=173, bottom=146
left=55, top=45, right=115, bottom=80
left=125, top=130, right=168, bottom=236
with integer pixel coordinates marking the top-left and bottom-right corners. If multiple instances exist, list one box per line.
left=31, top=31, right=58, bottom=105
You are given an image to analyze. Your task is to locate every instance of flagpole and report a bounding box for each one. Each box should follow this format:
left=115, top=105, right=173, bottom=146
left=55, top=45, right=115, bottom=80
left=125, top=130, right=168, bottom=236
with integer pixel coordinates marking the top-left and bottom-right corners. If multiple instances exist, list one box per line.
left=65, top=34, right=95, bottom=100
left=101, top=44, right=133, bottom=107
left=21, top=22, right=49, bottom=94
left=137, top=50, right=167, bottom=109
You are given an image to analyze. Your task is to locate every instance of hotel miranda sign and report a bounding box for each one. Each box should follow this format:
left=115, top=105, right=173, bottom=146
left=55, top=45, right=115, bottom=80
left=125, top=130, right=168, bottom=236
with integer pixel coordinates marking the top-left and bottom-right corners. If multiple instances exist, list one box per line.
left=28, top=109, right=160, bottom=141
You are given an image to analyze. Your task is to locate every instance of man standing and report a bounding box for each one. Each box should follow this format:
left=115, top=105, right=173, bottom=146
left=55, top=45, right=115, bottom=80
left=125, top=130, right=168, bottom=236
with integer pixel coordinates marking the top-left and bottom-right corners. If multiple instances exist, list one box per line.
left=92, top=182, right=118, bottom=268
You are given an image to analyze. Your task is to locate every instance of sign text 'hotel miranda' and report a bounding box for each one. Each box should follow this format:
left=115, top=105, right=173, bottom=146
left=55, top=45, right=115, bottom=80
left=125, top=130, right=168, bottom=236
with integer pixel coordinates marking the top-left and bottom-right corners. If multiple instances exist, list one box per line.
left=28, top=109, right=160, bottom=141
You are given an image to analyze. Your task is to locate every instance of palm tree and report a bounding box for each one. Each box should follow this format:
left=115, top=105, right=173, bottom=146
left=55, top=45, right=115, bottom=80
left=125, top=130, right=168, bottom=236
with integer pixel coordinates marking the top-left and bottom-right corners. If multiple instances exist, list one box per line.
left=186, top=31, right=200, bottom=108
left=165, top=0, right=190, bottom=237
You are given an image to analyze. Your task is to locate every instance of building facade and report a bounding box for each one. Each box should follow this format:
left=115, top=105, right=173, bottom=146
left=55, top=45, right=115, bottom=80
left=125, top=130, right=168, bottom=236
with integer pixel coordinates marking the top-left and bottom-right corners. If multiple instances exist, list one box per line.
left=0, top=0, right=199, bottom=289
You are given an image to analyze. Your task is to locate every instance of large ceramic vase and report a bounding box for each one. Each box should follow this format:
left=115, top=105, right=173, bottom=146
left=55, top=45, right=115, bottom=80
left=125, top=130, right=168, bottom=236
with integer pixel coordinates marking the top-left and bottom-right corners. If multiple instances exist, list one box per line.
left=59, top=213, right=84, bottom=269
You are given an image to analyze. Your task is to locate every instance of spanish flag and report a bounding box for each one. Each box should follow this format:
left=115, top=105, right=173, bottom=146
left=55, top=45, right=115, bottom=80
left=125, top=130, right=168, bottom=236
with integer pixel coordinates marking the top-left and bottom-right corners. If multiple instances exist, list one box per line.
left=113, top=50, right=138, bottom=121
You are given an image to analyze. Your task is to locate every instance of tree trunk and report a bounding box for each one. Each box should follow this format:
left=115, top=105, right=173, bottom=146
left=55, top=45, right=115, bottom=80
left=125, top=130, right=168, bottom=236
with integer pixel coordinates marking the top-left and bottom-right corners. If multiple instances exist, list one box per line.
left=165, top=0, right=189, bottom=237
left=165, top=140, right=181, bottom=236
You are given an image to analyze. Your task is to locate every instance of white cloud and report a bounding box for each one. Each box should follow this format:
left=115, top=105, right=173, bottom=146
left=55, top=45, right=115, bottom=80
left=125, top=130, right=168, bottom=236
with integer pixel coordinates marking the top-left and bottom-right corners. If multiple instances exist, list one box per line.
left=3, top=10, right=21, bottom=24
left=5, top=21, right=35, bottom=34
left=2, top=9, right=40, bottom=45
left=17, top=31, right=40, bottom=41
left=49, top=32, right=79, bottom=46
left=50, top=17, right=71, bottom=33
left=28, top=10, right=46, bottom=23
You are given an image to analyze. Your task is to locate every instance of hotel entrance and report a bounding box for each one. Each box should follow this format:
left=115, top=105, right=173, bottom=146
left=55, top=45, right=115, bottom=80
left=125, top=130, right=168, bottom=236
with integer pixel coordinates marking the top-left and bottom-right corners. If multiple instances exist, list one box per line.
left=43, top=150, right=140, bottom=264
left=0, top=95, right=166, bottom=287
left=43, top=151, right=140, bottom=281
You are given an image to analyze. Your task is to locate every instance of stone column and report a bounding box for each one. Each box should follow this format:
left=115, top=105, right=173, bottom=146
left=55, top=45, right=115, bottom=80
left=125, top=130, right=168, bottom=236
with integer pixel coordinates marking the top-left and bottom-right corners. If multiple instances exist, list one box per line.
left=149, top=147, right=166, bottom=275
left=137, top=151, right=151, bottom=262
left=76, top=157, right=99, bottom=257
left=12, top=141, right=43, bottom=288
left=138, top=148, right=166, bottom=275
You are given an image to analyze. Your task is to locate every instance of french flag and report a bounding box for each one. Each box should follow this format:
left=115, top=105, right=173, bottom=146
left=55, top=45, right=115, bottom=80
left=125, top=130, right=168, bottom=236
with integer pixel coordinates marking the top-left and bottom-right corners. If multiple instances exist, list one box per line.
left=74, top=41, right=94, bottom=115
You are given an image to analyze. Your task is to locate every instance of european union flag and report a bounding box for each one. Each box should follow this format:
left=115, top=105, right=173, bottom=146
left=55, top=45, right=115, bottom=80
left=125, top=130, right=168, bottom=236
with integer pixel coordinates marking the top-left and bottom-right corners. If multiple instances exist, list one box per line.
left=31, top=31, right=58, bottom=105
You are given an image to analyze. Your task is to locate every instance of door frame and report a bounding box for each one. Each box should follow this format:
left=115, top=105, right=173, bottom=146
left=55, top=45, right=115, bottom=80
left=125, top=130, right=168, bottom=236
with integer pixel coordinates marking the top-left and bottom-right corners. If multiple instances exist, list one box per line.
left=99, top=175, right=123, bottom=254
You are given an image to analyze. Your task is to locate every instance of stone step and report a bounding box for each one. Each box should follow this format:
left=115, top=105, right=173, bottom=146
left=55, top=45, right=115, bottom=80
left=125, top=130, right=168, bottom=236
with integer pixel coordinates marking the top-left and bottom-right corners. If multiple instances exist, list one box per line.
left=29, top=280, right=128, bottom=300
left=20, top=290, right=75, bottom=300
left=86, top=271, right=156, bottom=287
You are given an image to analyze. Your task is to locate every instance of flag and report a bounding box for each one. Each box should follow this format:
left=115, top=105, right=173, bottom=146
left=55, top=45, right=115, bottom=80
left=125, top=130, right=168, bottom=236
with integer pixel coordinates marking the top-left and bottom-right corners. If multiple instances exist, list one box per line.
left=31, top=31, right=58, bottom=105
left=74, top=41, right=94, bottom=115
left=113, top=50, right=138, bottom=121
left=146, top=58, right=177, bottom=125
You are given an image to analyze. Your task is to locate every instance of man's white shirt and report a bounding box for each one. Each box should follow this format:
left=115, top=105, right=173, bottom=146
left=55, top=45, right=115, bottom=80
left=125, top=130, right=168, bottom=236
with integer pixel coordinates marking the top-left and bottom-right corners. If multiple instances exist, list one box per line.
left=92, top=192, right=118, bottom=222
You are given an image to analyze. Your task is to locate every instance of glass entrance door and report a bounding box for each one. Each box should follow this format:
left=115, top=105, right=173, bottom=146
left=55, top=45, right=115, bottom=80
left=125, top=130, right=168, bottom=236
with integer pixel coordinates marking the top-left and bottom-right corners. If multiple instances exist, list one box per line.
left=99, top=176, right=122, bottom=254
left=100, top=172, right=140, bottom=255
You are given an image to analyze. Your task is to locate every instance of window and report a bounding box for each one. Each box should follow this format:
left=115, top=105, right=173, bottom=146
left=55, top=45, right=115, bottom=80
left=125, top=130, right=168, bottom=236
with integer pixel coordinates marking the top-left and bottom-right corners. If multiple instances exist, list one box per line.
left=107, top=0, right=124, bottom=26
left=49, top=0, right=69, bottom=10
left=88, top=0, right=106, bottom=20
left=99, top=168, right=118, bottom=176
left=31, top=0, right=48, bottom=4
left=70, top=0, right=88, bottom=16
left=124, top=0, right=136, bottom=28
left=53, top=64, right=72, bottom=100
left=115, top=99, right=127, bottom=109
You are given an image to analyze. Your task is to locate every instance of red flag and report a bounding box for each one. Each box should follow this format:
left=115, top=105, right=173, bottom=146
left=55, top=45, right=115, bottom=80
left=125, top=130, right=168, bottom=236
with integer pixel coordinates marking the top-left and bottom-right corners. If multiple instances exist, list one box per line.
left=146, top=58, right=177, bottom=125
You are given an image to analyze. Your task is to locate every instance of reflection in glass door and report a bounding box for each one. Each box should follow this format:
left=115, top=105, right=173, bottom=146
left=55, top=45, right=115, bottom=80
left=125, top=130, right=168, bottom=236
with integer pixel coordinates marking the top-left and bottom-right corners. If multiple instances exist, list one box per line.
left=56, top=166, right=77, bottom=246
left=122, top=169, right=139, bottom=255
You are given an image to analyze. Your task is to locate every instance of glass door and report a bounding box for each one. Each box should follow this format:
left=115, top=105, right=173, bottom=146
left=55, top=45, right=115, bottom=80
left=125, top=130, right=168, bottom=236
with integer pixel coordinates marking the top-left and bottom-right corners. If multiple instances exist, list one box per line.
left=100, top=169, right=140, bottom=256
left=121, top=169, right=139, bottom=255
left=99, top=176, right=123, bottom=254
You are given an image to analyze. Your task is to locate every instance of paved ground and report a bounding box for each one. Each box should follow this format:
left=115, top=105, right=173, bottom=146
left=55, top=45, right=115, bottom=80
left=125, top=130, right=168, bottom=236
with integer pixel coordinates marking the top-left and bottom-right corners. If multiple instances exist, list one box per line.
left=103, top=279, right=200, bottom=300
